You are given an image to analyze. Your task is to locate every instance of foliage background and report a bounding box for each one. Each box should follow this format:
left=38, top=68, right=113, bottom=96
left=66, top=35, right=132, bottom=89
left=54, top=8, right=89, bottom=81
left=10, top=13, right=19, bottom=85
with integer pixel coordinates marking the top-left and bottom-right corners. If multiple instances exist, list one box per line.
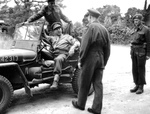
left=0, top=0, right=149, bottom=46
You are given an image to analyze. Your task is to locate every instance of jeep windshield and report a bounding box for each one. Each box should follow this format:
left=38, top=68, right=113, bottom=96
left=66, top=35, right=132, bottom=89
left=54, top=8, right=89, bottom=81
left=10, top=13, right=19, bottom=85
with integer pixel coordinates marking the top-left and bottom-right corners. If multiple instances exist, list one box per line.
left=14, top=22, right=43, bottom=40
left=12, top=22, right=44, bottom=51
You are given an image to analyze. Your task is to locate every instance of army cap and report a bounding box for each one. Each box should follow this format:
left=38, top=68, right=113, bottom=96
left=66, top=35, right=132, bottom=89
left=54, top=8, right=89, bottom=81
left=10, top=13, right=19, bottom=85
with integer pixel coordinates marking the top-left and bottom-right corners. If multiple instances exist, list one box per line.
left=51, top=22, right=62, bottom=30
left=47, top=0, right=55, bottom=2
left=88, top=8, right=100, bottom=18
left=133, top=14, right=143, bottom=20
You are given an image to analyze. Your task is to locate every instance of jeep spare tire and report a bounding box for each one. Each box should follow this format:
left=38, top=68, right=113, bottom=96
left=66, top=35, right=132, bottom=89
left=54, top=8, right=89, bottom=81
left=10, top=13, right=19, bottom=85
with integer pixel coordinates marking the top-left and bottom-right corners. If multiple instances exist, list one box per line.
left=0, top=75, right=13, bottom=113
left=72, top=68, right=94, bottom=96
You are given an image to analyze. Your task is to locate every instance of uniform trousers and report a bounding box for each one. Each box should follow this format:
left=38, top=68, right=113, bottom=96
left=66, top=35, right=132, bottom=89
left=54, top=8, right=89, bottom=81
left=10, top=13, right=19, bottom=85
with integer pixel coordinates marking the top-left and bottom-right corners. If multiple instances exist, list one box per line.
left=77, top=51, right=104, bottom=113
left=131, top=47, right=146, bottom=85
left=53, top=52, right=67, bottom=74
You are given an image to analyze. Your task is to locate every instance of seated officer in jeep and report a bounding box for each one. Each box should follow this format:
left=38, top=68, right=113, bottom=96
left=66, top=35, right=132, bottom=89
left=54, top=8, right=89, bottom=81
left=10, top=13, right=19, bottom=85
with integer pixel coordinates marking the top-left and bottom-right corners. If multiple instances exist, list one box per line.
left=43, top=22, right=80, bottom=90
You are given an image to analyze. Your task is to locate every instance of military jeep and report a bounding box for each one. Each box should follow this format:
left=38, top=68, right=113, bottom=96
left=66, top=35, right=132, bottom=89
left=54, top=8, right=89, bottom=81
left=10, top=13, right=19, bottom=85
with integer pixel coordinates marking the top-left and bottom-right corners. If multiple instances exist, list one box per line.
left=0, top=22, right=93, bottom=113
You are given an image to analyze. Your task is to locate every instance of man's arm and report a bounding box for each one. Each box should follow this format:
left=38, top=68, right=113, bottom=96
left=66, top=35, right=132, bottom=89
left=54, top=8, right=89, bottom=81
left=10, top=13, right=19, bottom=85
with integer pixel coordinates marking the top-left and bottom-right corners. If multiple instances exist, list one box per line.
left=70, top=40, right=80, bottom=50
left=103, top=33, right=111, bottom=66
left=145, top=27, right=150, bottom=59
left=68, top=38, right=80, bottom=56
left=27, top=6, right=46, bottom=23
left=79, top=25, right=93, bottom=65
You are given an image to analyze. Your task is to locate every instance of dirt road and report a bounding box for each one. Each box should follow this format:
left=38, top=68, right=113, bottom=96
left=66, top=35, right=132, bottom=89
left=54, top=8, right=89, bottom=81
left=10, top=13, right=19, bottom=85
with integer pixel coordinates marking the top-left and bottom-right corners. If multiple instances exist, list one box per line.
left=5, top=45, right=150, bottom=114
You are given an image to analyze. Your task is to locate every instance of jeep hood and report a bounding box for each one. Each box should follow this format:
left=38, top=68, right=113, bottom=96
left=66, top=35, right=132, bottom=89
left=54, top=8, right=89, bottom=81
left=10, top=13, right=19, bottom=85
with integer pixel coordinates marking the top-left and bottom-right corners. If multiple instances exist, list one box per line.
left=0, top=49, right=37, bottom=63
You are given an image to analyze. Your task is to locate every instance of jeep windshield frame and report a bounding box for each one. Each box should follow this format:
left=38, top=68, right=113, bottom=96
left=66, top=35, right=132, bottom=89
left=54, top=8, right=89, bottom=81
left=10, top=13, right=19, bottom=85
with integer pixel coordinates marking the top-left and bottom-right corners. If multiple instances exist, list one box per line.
left=11, top=22, right=44, bottom=52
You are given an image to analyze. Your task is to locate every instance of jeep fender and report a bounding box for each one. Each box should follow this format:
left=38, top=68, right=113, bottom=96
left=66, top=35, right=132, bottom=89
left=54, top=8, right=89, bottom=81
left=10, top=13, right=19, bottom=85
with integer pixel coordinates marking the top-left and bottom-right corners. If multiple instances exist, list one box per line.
left=0, top=62, right=32, bottom=96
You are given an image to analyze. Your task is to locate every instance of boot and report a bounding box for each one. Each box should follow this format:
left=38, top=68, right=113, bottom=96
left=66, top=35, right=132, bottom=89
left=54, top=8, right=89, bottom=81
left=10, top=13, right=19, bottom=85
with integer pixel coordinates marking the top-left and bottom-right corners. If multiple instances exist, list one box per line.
left=50, top=81, right=58, bottom=90
left=136, top=85, right=144, bottom=94
left=50, top=74, right=60, bottom=90
left=130, top=85, right=139, bottom=93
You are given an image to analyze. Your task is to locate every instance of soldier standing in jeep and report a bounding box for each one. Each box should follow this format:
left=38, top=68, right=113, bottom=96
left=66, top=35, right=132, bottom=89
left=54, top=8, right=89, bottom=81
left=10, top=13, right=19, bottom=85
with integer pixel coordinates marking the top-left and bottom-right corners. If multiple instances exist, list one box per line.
left=24, top=0, right=72, bottom=32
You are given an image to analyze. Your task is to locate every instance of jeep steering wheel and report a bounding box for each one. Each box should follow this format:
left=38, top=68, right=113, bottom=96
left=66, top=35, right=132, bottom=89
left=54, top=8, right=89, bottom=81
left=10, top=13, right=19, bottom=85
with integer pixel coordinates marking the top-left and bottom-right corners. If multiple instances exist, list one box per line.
left=41, top=38, right=52, bottom=52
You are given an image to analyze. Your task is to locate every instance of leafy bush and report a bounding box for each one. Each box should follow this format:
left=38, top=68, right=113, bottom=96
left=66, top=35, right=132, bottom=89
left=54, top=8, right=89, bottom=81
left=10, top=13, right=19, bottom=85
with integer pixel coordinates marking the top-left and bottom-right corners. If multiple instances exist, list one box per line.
left=105, top=18, right=133, bottom=45
left=0, top=33, right=13, bottom=49
left=108, top=24, right=132, bottom=45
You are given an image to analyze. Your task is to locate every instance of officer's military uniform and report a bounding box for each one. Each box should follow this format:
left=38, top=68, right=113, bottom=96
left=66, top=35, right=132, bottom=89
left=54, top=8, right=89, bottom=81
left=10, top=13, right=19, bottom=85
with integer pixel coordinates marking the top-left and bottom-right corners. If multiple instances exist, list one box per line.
left=27, top=4, right=70, bottom=31
left=73, top=9, right=110, bottom=114
left=47, top=22, right=80, bottom=90
left=130, top=14, right=150, bottom=94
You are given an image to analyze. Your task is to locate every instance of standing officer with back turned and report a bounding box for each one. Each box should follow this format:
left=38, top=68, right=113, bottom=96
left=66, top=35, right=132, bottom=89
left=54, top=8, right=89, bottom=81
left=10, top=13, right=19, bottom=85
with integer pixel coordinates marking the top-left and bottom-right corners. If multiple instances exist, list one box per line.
left=72, top=8, right=111, bottom=114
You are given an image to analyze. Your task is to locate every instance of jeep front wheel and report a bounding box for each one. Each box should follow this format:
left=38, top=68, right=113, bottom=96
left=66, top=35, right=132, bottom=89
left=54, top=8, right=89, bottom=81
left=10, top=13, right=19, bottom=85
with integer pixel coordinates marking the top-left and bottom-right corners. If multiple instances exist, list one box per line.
left=0, top=75, right=13, bottom=113
left=72, top=68, right=94, bottom=96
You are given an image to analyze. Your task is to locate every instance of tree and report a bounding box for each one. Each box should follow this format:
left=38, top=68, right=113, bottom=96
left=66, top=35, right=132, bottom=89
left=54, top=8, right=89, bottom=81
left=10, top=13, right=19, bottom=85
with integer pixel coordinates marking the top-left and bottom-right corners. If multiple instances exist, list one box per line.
left=104, top=16, right=112, bottom=28
left=143, top=0, right=150, bottom=27
left=73, top=22, right=82, bottom=38
left=0, top=0, right=11, bottom=8
left=124, top=7, right=143, bottom=28
left=0, top=0, right=65, bottom=35
left=97, top=5, right=121, bottom=23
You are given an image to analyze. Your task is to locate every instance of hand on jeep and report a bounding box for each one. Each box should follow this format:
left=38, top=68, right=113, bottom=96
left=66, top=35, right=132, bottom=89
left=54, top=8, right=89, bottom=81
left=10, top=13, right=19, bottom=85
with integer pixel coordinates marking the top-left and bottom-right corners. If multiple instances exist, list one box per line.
left=68, top=48, right=75, bottom=57
left=146, top=56, right=150, bottom=60
left=22, top=21, right=29, bottom=25
left=78, top=62, right=81, bottom=69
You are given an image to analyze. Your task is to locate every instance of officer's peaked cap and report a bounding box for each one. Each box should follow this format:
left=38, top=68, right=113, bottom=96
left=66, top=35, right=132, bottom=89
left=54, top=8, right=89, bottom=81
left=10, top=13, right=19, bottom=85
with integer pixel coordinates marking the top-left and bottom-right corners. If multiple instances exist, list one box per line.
left=88, top=8, right=100, bottom=18
left=47, top=0, right=55, bottom=2
left=133, top=14, right=143, bottom=20
left=51, top=22, right=62, bottom=30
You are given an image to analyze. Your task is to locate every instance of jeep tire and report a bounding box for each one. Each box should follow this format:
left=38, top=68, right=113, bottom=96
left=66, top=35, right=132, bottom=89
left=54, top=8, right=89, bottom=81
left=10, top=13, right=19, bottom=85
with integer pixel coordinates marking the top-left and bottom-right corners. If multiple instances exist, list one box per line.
left=72, top=68, right=94, bottom=96
left=0, top=75, right=13, bottom=113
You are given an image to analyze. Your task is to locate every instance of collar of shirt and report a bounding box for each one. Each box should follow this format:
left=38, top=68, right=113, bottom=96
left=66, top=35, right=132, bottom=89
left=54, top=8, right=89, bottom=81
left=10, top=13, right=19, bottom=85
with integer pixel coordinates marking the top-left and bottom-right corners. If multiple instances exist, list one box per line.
left=134, top=24, right=144, bottom=31
left=138, top=24, right=143, bottom=30
left=53, top=34, right=63, bottom=42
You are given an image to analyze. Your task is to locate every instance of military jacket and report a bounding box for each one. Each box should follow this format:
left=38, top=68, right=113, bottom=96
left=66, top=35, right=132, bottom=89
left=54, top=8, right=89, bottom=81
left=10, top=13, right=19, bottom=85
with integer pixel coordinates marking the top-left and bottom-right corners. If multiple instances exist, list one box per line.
left=131, top=24, right=150, bottom=56
left=27, top=5, right=70, bottom=27
left=79, top=21, right=110, bottom=68
left=50, top=34, right=76, bottom=51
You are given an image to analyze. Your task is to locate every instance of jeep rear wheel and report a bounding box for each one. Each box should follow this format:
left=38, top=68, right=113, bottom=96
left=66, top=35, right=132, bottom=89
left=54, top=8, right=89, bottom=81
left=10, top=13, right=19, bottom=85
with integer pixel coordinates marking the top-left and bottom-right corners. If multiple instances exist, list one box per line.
left=0, top=75, right=13, bottom=113
left=72, top=68, right=94, bottom=96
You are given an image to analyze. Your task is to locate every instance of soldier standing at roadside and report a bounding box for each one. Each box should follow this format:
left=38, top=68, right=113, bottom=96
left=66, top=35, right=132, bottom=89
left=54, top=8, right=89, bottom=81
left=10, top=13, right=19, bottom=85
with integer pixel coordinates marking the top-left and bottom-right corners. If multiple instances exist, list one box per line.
left=130, top=13, right=150, bottom=94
